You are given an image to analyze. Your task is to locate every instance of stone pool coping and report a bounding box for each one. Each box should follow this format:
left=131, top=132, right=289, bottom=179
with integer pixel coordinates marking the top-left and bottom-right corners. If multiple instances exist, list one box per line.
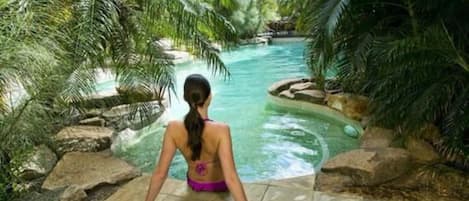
left=266, top=94, right=364, bottom=135
left=105, top=174, right=373, bottom=201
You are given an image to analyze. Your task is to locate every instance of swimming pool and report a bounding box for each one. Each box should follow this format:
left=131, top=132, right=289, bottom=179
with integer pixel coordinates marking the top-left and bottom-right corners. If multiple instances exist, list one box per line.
left=110, top=41, right=359, bottom=182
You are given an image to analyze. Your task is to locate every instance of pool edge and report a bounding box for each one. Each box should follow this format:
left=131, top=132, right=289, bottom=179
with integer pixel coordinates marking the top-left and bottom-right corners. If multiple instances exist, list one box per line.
left=266, top=93, right=364, bottom=136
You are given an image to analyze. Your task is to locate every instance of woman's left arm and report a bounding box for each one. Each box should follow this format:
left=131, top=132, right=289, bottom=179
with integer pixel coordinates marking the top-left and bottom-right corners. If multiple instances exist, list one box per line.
left=145, top=121, right=177, bottom=201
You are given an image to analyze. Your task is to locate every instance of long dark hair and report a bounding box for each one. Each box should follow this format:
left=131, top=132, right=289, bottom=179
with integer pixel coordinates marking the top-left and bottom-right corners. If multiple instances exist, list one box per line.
left=183, top=74, right=211, bottom=161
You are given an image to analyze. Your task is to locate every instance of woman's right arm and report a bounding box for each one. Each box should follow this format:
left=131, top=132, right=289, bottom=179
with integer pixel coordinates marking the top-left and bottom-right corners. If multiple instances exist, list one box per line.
left=218, top=125, right=248, bottom=201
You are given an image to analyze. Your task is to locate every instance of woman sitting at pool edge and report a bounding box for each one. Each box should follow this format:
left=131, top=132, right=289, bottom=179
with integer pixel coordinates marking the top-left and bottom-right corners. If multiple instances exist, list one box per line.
left=145, top=74, right=248, bottom=201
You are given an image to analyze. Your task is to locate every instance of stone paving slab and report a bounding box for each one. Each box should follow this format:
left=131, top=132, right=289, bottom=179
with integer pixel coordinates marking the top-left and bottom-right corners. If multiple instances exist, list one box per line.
left=211, top=183, right=269, bottom=201
left=262, top=186, right=313, bottom=201
left=105, top=175, right=372, bottom=201
left=313, top=191, right=363, bottom=201
left=268, top=175, right=315, bottom=190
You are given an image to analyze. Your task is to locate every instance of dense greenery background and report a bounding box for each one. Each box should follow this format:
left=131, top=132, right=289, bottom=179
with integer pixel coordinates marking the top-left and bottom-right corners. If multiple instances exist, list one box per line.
left=1, top=0, right=468, bottom=200
left=292, top=0, right=469, bottom=168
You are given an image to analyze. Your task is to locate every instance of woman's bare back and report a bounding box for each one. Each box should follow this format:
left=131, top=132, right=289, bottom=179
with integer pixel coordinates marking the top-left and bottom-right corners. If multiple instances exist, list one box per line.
left=169, top=120, right=227, bottom=182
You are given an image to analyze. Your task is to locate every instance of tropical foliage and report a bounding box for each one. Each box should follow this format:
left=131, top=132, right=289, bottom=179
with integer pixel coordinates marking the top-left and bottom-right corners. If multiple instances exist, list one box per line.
left=0, top=0, right=236, bottom=199
left=295, top=0, right=469, bottom=167
left=207, top=0, right=280, bottom=38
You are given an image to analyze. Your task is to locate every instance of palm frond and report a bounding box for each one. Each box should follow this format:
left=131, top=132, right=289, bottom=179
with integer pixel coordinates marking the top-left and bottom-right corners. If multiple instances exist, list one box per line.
left=158, top=0, right=236, bottom=75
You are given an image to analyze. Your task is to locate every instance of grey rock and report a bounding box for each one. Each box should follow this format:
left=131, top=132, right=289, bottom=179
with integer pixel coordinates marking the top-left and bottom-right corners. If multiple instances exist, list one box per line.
left=42, top=151, right=141, bottom=191
left=55, top=126, right=113, bottom=155
left=314, top=172, right=354, bottom=192
left=19, top=145, right=57, bottom=180
left=268, top=78, right=308, bottom=95
left=102, top=101, right=163, bottom=131
left=321, top=148, right=412, bottom=186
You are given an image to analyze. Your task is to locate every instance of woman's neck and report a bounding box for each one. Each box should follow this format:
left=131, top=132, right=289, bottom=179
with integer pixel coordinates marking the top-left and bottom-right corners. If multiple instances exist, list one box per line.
left=197, top=107, right=209, bottom=120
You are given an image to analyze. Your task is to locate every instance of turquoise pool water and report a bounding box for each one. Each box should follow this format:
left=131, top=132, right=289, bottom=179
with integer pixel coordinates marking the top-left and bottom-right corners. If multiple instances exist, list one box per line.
left=110, top=41, right=359, bottom=182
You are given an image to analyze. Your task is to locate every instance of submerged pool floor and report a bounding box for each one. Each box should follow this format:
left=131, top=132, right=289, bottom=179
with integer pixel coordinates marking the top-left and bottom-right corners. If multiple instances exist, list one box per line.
left=109, top=41, right=359, bottom=182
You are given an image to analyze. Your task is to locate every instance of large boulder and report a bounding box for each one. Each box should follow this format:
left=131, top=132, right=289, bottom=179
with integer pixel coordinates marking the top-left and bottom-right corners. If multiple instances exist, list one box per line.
left=320, top=148, right=412, bottom=186
left=405, top=137, right=440, bottom=163
left=293, top=90, right=326, bottom=104
left=314, top=172, right=354, bottom=192
left=18, top=145, right=57, bottom=180
left=55, top=126, right=113, bottom=155
left=42, top=151, right=140, bottom=191
left=326, top=93, right=369, bottom=121
left=360, top=127, right=395, bottom=149
left=268, top=78, right=309, bottom=95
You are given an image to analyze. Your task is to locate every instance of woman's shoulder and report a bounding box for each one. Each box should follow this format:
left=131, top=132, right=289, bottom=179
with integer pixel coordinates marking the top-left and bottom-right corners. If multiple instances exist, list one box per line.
left=167, top=120, right=184, bottom=127
left=205, top=120, right=229, bottom=129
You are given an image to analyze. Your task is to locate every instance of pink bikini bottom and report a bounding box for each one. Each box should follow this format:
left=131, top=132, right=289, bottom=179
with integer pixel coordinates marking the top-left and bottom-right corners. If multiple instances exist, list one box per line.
left=187, top=177, right=228, bottom=192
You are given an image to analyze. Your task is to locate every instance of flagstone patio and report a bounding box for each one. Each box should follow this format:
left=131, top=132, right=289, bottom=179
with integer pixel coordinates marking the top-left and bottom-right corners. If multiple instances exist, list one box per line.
left=105, top=174, right=376, bottom=201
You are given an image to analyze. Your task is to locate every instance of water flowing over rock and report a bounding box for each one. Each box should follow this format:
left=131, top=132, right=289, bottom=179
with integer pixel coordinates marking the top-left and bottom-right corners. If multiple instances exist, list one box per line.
left=42, top=151, right=141, bottom=191
left=18, top=145, right=57, bottom=180
left=360, top=127, right=395, bottom=149
left=318, top=148, right=412, bottom=187
left=55, top=126, right=113, bottom=155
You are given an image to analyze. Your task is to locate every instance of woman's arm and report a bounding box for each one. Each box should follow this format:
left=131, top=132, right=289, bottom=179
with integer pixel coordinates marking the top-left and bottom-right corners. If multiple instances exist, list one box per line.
left=218, top=125, right=248, bottom=201
left=145, top=122, right=177, bottom=201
